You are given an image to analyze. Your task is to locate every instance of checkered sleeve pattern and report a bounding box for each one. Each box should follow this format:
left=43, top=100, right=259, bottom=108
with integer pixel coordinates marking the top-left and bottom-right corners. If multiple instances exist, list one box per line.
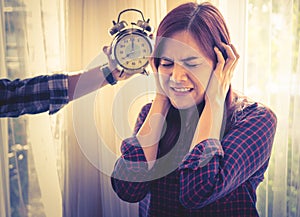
left=112, top=101, right=277, bottom=216
left=0, top=74, right=68, bottom=117
left=179, top=103, right=277, bottom=210
left=111, top=103, right=152, bottom=202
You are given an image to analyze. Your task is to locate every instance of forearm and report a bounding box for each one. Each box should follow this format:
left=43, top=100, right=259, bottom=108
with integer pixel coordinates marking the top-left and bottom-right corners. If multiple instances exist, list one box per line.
left=179, top=146, right=224, bottom=209
left=67, top=66, right=121, bottom=101
left=190, top=101, right=224, bottom=151
left=180, top=103, right=277, bottom=209
left=0, top=75, right=68, bottom=117
left=136, top=96, right=170, bottom=169
left=111, top=157, right=150, bottom=202
left=111, top=136, right=151, bottom=202
left=111, top=177, right=150, bottom=203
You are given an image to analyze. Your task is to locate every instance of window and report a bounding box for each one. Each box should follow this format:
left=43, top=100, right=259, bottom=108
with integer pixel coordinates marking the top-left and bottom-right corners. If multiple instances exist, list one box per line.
left=1, top=0, right=64, bottom=216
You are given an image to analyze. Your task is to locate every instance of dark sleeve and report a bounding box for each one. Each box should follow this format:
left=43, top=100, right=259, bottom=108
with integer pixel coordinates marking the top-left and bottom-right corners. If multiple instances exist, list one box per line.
left=0, top=74, right=69, bottom=117
left=111, top=103, right=153, bottom=203
left=178, top=103, right=277, bottom=209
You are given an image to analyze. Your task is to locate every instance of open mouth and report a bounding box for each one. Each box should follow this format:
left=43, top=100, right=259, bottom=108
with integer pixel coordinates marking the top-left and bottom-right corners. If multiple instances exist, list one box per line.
left=171, top=87, right=193, bottom=93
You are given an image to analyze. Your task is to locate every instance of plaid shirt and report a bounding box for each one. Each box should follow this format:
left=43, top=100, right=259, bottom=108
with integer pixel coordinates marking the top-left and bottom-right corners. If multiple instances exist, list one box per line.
left=0, top=74, right=68, bottom=117
left=111, top=98, right=277, bottom=217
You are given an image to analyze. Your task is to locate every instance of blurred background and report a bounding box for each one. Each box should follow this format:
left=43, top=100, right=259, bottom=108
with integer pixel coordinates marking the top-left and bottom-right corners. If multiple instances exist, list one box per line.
left=0, top=0, right=299, bottom=216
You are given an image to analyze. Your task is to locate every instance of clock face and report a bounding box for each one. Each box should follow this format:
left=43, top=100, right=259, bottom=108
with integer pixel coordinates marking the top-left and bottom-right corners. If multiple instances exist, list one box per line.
left=113, top=31, right=152, bottom=70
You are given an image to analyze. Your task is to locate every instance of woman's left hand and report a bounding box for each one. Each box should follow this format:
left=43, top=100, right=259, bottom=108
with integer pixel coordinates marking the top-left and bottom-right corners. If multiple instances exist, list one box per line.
left=190, top=43, right=239, bottom=148
left=205, top=43, right=239, bottom=106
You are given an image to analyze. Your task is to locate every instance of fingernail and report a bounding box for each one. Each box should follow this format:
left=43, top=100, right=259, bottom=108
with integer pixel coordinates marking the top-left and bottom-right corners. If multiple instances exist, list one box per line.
left=103, top=46, right=108, bottom=52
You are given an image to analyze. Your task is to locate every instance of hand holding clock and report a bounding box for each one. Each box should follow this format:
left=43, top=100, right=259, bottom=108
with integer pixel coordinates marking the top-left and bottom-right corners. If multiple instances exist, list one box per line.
left=101, top=8, right=154, bottom=85
left=102, top=45, right=134, bottom=82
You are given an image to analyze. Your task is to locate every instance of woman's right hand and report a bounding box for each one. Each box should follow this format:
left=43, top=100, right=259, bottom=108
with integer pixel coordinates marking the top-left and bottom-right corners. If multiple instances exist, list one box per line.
left=150, top=59, right=171, bottom=107
left=137, top=59, right=171, bottom=169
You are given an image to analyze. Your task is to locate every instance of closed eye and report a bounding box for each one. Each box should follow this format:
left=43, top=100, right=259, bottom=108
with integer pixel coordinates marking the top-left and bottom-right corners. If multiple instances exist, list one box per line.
left=159, top=57, right=203, bottom=68
left=183, top=62, right=201, bottom=68
left=160, top=57, right=174, bottom=67
left=181, top=56, right=203, bottom=68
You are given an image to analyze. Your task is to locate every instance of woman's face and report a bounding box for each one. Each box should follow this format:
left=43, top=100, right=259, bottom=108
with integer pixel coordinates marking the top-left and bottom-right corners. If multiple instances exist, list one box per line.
left=157, top=31, right=214, bottom=109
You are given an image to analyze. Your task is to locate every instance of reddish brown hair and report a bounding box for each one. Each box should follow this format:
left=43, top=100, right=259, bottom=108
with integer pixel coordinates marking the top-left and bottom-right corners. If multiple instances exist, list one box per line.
left=152, top=2, right=236, bottom=145
left=153, top=2, right=231, bottom=68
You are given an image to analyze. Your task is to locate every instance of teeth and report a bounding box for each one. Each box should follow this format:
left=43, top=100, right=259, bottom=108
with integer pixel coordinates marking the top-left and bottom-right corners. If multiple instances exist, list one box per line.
left=173, top=87, right=191, bottom=92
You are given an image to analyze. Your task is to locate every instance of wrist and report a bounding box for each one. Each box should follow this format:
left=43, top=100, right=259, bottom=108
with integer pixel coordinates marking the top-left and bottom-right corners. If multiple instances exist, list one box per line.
left=205, top=93, right=226, bottom=108
left=203, top=101, right=224, bottom=124
left=101, top=65, right=117, bottom=85
left=153, top=95, right=170, bottom=113
left=154, top=93, right=169, bottom=102
left=205, top=96, right=225, bottom=113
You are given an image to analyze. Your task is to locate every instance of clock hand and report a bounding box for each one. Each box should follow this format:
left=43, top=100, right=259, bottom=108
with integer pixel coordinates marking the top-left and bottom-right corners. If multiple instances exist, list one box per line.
left=126, top=50, right=135, bottom=57
left=131, top=38, right=135, bottom=51
left=122, top=51, right=136, bottom=60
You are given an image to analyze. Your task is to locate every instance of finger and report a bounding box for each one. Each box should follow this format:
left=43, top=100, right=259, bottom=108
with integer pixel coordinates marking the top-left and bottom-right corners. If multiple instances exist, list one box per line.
left=229, top=44, right=240, bottom=71
left=230, top=44, right=240, bottom=59
left=103, top=46, right=112, bottom=56
left=149, top=57, right=157, bottom=72
left=148, top=59, right=159, bottom=79
left=102, top=45, right=118, bottom=71
left=214, top=46, right=225, bottom=78
left=221, top=43, right=236, bottom=71
left=221, top=43, right=239, bottom=79
left=223, top=44, right=239, bottom=63
left=148, top=58, right=166, bottom=95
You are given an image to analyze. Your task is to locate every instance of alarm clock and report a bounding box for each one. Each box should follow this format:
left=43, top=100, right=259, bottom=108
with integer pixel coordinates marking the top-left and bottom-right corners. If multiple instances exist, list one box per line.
left=109, top=9, right=153, bottom=75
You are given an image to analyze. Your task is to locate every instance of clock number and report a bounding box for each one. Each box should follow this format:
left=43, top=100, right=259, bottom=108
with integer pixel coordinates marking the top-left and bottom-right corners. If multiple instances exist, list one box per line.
left=114, top=32, right=152, bottom=70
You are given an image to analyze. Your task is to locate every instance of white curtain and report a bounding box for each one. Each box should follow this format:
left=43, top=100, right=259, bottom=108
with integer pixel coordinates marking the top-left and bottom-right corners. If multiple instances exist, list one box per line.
left=0, top=0, right=10, bottom=216
left=208, top=0, right=300, bottom=217
left=244, top=1, right=300, bottom=217
left=1, top=0, right=65, bottom=216
left=24, top=1, right=65, bottom=216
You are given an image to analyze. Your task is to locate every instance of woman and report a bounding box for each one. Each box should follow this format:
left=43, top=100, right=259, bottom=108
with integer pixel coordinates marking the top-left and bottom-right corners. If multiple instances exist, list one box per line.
left=111, top=2, right=277, bottom=216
